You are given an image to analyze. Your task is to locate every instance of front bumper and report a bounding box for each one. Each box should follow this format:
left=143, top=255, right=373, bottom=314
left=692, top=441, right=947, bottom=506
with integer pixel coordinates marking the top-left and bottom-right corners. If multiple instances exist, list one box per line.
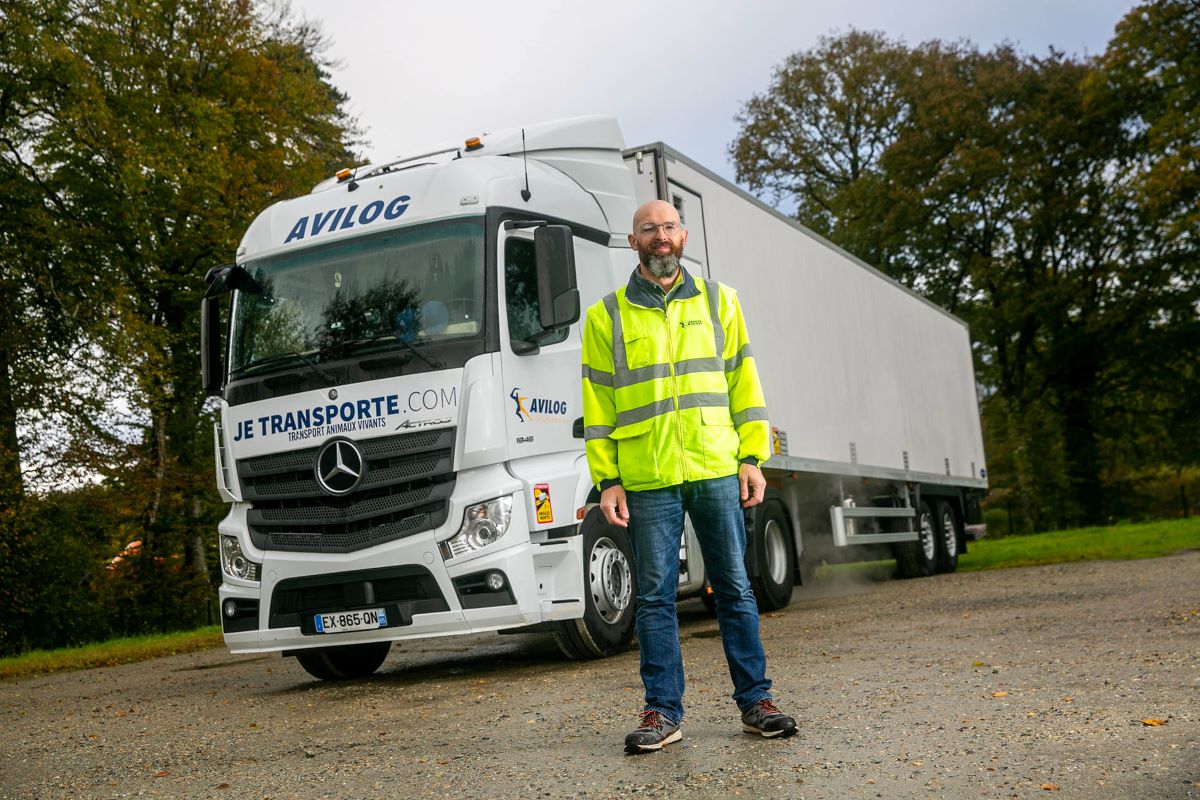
left=219, top=516, right=584, bottom=654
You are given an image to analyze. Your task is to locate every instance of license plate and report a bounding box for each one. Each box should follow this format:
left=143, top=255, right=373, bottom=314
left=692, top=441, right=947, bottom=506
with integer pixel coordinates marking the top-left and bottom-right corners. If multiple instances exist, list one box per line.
left=313, top=608, right=388, bottom=634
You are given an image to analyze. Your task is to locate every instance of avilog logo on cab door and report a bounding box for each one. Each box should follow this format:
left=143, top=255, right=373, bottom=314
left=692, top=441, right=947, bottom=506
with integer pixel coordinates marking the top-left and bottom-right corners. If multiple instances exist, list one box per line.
left=509, top=387, right=568, bottom=423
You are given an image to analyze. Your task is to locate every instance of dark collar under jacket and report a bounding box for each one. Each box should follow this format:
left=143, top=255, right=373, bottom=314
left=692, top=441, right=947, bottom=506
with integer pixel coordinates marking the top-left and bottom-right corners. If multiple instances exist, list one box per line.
left=624, top=264, right=702, bottom=311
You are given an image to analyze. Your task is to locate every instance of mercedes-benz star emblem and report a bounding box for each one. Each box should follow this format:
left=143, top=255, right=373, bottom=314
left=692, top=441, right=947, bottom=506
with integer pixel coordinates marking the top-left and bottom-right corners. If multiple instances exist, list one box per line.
left=314, top=439, right=364, bottom=495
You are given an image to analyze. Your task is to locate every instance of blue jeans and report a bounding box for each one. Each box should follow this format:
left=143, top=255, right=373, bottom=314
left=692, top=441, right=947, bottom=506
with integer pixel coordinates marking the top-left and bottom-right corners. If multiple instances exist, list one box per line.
left=624, top=474, right=772, bottom=724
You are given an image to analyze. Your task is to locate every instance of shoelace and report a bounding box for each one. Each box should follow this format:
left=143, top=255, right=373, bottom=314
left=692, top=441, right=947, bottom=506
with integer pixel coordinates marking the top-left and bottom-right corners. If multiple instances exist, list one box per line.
left=756, top=699, right=781, bottom=715
left=637, top=709, right=665, bottom=729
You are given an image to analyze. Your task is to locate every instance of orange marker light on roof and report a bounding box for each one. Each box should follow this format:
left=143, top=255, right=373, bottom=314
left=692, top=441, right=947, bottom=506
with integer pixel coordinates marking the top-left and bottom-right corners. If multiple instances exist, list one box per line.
left=335, top=168, right=353, bottom=182
left=464, top=137, right=483, bottom=151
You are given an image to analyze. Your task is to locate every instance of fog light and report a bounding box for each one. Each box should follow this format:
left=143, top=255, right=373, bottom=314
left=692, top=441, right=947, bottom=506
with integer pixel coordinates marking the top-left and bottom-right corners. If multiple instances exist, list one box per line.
left=223, top=599, right=238, bottom=618
left=485, top=572, right=505, bottom=591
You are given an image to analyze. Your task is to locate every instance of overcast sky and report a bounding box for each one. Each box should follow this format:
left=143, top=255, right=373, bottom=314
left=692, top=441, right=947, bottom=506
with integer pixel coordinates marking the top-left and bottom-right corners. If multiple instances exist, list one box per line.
left=291, top=0, right=1136, bottom=190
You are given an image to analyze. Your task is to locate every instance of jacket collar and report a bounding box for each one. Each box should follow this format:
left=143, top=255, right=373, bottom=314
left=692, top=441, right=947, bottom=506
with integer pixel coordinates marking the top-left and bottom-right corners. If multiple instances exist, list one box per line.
left=624, top=263, right=701, bottom=311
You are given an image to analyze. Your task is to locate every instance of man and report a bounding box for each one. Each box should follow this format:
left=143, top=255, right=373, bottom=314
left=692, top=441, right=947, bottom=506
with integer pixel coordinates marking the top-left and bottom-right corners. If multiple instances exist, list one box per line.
left=581, top=199, right=796, bottom=754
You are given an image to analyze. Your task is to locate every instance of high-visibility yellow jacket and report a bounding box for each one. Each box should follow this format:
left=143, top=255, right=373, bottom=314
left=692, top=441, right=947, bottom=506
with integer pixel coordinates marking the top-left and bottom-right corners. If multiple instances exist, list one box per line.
left=581, top=266, right=770, bottom=492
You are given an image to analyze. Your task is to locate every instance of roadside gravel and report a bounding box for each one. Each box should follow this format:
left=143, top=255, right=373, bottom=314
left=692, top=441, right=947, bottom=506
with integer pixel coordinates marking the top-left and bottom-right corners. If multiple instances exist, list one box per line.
left=1, top=552, right=1197, bottom=800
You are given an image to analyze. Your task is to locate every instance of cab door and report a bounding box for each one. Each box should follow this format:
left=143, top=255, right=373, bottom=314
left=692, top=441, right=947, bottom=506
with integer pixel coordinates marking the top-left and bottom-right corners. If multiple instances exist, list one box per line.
left=497, top=228, right=579, bottom=459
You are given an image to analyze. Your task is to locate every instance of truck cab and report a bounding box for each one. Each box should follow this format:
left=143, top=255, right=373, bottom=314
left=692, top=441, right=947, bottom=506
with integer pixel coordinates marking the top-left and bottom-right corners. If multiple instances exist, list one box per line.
left=203, top=117, right=643, bottom=677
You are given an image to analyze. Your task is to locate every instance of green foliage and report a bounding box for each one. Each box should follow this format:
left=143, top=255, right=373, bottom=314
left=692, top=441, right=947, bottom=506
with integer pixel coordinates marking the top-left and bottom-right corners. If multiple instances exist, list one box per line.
left=729, top=30, right=913, bottom=268
left=0, top=0, right=356, bottom=654
left=1097, top=0, right=1200, bottom=240
left=0, top=490, right=113, bottom=653
left=0, top=483, right=221, bottom=655
left=0, top=0, right=117, bottom=499
left=731, top=8, right=1200, bottom=531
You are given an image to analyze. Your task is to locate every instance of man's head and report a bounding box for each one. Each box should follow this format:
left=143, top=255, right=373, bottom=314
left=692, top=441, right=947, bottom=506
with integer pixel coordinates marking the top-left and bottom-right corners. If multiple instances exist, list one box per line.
left=629, top=199, right=688, bottom=281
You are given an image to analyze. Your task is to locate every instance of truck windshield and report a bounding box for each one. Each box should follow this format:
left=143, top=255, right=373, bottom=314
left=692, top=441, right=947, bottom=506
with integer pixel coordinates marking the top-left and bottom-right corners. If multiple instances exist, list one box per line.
left=229, top=218, right=485, bottom=377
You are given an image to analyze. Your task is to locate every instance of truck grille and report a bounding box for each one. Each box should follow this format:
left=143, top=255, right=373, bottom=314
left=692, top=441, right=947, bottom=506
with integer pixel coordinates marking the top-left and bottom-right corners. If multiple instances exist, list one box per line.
left=237, top=428, right=456, bottom=553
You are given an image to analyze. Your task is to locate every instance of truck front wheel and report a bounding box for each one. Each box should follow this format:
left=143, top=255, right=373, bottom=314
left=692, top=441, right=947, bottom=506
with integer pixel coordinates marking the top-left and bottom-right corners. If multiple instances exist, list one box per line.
left=294, top=641, right=391, bottom=680
left=749, top=501, right=795, bottom=611
left=553, top=512, right=637, bottom=659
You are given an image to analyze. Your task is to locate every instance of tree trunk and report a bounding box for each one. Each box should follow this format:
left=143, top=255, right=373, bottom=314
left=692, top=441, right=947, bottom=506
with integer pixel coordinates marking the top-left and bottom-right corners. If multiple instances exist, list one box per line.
left=0, top=340, right=23, bottom=505
left=1060, top=376, right=1104, bottom=527
left=1180, top=467, right=1191, bottom=519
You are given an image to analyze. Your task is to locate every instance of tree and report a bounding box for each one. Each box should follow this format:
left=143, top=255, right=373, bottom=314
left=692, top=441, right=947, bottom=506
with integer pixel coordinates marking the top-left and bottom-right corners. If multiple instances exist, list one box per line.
left=0, top=0, right=357, bottom=648
left=729, top=30, right=913, bottom=270
left=731, top=24, right=1200, bottom=530
left=1093, top=0, right=1200, bottom=515
left=0, top=0, right=118, bottom=503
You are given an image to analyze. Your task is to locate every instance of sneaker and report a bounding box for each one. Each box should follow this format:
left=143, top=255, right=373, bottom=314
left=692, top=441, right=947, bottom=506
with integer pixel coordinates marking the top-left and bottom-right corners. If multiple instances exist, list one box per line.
left=624, top=709, right=682, bottom=754
left=741, top=698, right=797, bottom=738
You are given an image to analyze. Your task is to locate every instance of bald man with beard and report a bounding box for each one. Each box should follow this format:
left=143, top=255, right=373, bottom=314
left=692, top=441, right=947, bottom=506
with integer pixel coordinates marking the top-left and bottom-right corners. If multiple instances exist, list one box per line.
left=581, top=199, right=797, bottom=754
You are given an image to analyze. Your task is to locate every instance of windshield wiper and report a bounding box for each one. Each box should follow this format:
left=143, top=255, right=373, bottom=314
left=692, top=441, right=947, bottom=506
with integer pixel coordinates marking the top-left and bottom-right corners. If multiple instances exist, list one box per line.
left=230, top=351, right=336, bottom=383
left=322, top=334, right=443, bottom=371
left=393, top=335, right=443, bottom=370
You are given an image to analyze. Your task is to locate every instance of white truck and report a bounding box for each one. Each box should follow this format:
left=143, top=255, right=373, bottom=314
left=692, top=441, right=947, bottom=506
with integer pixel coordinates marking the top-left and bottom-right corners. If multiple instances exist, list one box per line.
left=201, top=116, right=987, bottom=680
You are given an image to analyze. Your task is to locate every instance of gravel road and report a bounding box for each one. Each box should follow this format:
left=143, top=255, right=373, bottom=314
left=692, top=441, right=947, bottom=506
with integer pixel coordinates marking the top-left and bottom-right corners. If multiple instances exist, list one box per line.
left=2, top=552, right=1197, bottom=800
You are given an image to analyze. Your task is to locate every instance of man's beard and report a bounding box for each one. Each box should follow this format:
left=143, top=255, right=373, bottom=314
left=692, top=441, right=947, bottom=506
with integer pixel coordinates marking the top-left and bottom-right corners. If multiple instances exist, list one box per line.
left=644, top=252, right=680, bottom=279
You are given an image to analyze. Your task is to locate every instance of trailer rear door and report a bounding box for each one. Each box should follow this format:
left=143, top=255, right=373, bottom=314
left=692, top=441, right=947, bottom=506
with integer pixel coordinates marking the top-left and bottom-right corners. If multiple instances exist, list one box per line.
left=623, top=146, right=709, bottom=279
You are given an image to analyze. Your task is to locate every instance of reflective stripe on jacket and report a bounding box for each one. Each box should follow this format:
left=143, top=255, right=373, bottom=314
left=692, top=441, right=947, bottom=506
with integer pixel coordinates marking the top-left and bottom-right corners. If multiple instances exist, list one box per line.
left=581, top=266, right=770, bottom=492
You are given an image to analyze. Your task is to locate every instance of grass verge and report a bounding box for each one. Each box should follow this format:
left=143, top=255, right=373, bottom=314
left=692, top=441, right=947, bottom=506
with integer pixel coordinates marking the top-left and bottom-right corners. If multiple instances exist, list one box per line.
left=806, top=517, right=1200, bottom=582
left=0, top=626, right=224, bottom=682
left=958, top=516, right=1200, bottom=572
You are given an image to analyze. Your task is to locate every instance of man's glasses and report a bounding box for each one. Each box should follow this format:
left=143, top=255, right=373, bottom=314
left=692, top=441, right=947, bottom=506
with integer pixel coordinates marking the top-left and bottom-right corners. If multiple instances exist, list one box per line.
left=637, top=222, right=681, bottom=236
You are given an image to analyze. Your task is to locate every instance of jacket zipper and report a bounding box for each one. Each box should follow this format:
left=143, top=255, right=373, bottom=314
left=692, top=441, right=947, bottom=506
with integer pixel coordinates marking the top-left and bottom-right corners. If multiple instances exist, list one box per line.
left=664, top=307, right=689, bottom=482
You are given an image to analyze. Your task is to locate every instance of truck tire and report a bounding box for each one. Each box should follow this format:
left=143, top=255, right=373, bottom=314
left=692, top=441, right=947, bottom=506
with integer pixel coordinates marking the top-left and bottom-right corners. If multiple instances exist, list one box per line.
left=895, top=501, right=937, bottom=578
left=294, top=641, right=391, bottom=681
left=935, top=500, right=960, bottom=573
left=553, top=513, right=637, bottom=659
left=749, top=500, right=795, bottom=611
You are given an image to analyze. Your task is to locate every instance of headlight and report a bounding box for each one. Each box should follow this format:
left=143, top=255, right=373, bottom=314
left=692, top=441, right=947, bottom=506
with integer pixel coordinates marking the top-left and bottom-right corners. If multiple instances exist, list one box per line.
left=220, top=535, right=261, bottom=581
left=440, top=496, right=513, bottom=560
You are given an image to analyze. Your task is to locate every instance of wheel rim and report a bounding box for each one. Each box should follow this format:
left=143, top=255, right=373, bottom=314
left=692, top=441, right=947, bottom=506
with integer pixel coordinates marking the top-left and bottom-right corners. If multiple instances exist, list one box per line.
left=940, top=509, right=958, bottom=559
left=763, top=519, right=788, bottom=585
left=589, top=536, right=632, bottom=624
left=919, top=511, right=936, bottom=561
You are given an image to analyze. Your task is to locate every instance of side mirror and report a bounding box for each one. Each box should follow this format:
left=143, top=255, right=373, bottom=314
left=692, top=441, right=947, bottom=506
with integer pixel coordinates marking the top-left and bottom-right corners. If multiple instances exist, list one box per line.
left=534, top=225, right=579, bottom=330
left=200, top=263, right=255, bottom=396
left=204, top=264, right=261, bottom=298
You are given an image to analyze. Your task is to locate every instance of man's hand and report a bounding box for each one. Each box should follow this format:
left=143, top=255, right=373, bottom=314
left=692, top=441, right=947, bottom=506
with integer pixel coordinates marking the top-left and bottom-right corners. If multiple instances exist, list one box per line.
left=739, top=463, right=766, bottom=508
left=599, top=484, right=630, bottom=528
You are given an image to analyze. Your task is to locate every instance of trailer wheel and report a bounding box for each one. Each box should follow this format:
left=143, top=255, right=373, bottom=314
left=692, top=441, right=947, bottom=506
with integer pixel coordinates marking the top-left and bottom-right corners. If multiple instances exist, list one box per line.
left=294, top=641, right=391, bottom=681
left=749, top=501, right=795, bottom=611
left=935, top=500, right=960, bottom=573
left=553, top=512, right=637, bottom=659
left=895, top=501, right=937, bottom=578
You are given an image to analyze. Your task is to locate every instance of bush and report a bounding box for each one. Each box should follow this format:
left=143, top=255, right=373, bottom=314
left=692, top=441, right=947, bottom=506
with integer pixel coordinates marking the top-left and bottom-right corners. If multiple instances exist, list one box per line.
left=0, top=488, right=216, bottom=656
left=0, top=497, right=109, bottom=654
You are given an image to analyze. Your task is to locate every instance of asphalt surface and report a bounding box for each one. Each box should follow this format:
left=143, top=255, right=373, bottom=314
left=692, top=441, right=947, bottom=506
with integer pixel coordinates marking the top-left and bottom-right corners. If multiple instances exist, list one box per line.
left=1, top=551, right=1197, bottom=799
